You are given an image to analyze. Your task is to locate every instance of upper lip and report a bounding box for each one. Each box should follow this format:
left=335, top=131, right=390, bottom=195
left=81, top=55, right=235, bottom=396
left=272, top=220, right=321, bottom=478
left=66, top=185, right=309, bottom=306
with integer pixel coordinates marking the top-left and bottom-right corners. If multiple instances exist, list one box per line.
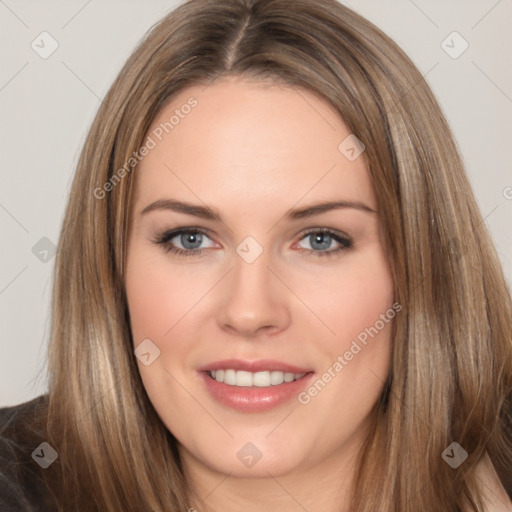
left=197, top=359, right=313, bottom=374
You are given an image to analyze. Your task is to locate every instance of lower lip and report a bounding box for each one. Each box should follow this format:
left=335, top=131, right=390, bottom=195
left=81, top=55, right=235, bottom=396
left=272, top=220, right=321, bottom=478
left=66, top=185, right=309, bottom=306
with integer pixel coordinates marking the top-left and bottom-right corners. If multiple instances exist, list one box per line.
left=199, top=371, right=314, bottom=412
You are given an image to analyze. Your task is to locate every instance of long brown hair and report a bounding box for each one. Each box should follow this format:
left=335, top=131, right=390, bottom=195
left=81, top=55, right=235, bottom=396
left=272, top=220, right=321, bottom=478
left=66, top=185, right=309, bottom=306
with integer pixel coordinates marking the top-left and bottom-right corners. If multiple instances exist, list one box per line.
left=45, top=0, right=512, bottom=510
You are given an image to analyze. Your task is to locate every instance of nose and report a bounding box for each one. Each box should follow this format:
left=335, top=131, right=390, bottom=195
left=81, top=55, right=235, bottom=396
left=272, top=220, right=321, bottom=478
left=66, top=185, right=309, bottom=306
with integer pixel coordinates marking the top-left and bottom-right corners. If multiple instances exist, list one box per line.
left=216, top=248, right=291, bottom=338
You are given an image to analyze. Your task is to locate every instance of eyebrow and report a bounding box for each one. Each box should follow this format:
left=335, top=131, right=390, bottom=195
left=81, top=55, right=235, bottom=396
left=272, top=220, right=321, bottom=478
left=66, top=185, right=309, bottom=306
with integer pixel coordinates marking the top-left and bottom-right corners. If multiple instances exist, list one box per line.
left=140, top=198, right=376, bottom=221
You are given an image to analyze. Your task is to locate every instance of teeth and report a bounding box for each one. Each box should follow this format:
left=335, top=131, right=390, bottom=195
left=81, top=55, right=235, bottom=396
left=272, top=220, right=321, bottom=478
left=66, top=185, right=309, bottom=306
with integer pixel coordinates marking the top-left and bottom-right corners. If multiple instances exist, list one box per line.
left=209, top=369, right=306, bottom=387
left=224, top=369, right=236, bottom=385
left=284, top=372, right=295, bottom=383
left=236, top=370, right=253, bottom=386
left=253, top=371, right=271, bottom=387
left=270, top=371, right=285, bottom=385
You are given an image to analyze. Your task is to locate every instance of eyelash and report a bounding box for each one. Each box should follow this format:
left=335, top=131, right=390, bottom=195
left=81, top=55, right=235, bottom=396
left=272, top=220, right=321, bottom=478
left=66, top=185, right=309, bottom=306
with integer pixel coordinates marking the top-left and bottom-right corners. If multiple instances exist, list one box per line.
left=151, top=227, right=353, bottom=258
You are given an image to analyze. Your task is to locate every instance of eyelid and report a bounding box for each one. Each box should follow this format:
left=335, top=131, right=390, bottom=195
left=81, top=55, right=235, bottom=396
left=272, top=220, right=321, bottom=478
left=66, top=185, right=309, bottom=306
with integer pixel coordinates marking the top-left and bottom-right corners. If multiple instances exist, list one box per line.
left=297, top=227, right=351, bottom=241
left=152, top=226, right=217, bottom=247
left=152, top=226, right=353, bottom=257
left=292, top=228, right=352, bottom=254
left=153, top=226, right=349, bottom=244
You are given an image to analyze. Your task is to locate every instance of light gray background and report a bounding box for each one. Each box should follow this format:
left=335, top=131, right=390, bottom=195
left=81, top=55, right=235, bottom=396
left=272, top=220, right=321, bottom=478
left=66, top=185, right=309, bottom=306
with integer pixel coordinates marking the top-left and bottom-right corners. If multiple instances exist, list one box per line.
left=1, top=0, right=511, bottom=406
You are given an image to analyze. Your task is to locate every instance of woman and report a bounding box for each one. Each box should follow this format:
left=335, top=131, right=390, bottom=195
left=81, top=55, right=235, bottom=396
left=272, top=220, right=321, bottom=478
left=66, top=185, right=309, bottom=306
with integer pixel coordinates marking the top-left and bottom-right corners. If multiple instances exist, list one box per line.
left=1, top=0, right=511, bottom=510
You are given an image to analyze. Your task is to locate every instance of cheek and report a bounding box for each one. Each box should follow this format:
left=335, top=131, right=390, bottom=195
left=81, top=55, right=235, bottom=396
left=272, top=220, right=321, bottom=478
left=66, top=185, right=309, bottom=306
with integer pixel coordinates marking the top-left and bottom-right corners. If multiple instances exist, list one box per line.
left=125, top=251, right=204, bottom=343
left=290, top=258, right=395, bottom=453
left=125, top=252, right=195, bottom=414
left=125, top=250, right=216, bottom=408
left=298, top=250, right=395, bottom=407
left=300, top=252, right=395, bottom=351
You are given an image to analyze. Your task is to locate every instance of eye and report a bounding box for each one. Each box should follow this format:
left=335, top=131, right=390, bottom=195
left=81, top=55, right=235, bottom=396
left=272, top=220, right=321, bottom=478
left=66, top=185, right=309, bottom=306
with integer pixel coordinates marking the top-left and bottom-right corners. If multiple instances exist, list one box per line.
left=152, top=227, right=353, bottom=258
left=151, top=228, right=216, bottom=257
left=294, top=229, right=352, bottom=257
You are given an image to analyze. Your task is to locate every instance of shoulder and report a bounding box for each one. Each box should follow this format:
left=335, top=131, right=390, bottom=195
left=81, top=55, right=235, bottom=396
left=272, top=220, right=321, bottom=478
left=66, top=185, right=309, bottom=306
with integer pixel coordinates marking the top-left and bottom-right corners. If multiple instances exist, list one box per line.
left=0, top=395, right=58, bottom=511
left=0, top=395, right=48, bottom=434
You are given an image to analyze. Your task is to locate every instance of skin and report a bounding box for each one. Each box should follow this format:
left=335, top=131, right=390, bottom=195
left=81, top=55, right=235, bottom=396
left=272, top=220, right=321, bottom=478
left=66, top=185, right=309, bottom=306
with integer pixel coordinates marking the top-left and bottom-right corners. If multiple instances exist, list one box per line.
left=125, top=76, right=396, bottom=512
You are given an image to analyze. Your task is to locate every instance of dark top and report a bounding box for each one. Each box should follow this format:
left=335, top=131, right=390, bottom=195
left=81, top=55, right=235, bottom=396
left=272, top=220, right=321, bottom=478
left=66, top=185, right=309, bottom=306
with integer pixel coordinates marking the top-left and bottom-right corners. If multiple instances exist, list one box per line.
left=0, top=395, right=59, bottom=511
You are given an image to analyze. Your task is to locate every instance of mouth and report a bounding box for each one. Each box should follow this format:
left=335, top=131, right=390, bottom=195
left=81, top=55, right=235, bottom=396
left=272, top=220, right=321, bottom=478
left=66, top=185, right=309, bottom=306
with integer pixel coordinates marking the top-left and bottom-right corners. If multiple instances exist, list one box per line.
left=197, top=359, right=314, bottom=412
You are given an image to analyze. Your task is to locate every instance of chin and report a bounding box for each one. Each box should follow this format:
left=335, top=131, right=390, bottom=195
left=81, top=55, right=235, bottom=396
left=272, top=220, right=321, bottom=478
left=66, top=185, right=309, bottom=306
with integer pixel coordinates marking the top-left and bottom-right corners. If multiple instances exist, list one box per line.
left=178, top=431, right=310, bottom=478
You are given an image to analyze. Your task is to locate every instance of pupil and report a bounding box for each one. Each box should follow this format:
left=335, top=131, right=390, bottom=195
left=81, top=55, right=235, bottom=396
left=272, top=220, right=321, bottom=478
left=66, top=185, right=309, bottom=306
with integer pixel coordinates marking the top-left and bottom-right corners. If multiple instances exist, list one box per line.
left=311, top=233, right=331, bottom=250
left=181, top=232, right=202, bottom=249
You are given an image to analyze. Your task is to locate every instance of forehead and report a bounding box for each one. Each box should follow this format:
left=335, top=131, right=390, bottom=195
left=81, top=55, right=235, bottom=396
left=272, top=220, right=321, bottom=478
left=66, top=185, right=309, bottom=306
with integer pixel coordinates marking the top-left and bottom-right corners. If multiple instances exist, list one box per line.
left=133, top=77, right=375, bottom=215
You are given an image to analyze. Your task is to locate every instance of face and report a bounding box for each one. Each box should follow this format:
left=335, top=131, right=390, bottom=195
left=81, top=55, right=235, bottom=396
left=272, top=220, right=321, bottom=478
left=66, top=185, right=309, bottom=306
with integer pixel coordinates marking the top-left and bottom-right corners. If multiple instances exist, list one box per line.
left=125, top=76, right=395, bottom=480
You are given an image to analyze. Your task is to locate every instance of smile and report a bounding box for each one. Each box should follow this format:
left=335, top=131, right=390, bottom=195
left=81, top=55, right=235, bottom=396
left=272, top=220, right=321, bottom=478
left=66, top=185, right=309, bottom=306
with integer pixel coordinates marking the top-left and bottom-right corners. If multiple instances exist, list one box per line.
left=198, top=359, right=314, bottom=412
